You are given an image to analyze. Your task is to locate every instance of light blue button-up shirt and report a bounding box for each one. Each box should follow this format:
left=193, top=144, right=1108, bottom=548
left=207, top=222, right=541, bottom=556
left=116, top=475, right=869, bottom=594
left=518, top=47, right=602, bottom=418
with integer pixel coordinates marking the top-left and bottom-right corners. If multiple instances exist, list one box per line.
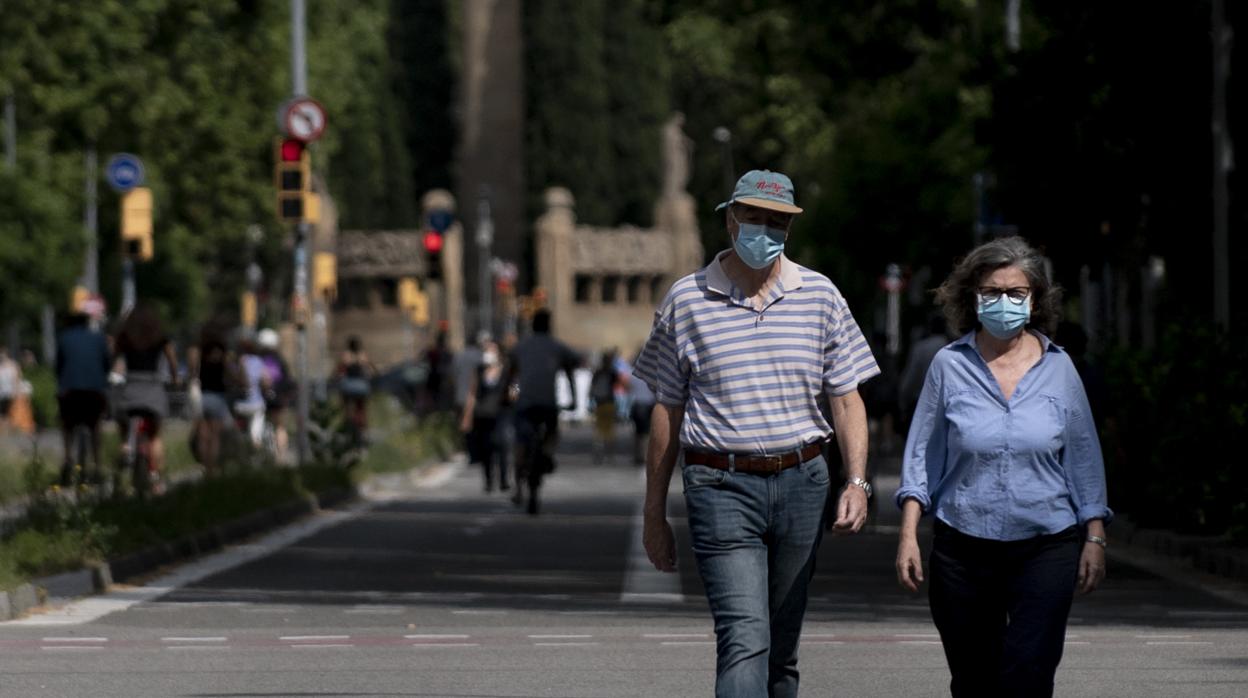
left=895, top=331, right=1112, bottom=541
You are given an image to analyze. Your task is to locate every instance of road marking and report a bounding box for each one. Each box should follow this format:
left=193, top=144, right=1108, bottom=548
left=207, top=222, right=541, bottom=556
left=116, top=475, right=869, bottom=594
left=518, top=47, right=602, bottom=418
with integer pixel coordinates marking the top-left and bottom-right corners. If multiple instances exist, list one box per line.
left=451, top=610, right=507, bottom=615
left=166, top=645, right=231, bottom=651
left=534, top=642, right=600, bottom=647
left=280, top=635, right=350, bottom=641
left=345, top=605, right=404, bottom=614
left=893, top=634, right=939, bottom=639
left=2, top=500, right=375, bottom=627
left=162, top=637, right=227, bottom=643
left=412, top=643, right=479, bottom=648
left=1135, top=634, right=1192, bottom=639
left=898, top=640, right=943, bottom=645
left=405, top=634, right=470, bottom=640
left=293, top=643, right=354, bottom=649
left=805, top=641, right=845, bottom=645
left=1146, top=641, right=1213, bottom=646
left=620, top=496, right=684, bottom=604
left=643, top=633, right=710, bottom=639
left=802, top=634, right=838, bottom=640
left=40, top=646, right=102, bottom=651
left=528, top=634, right=593, bottom=639
left=42, top=637, right=108, bottom=642
left=1064, top=641, right=1091, bottom=645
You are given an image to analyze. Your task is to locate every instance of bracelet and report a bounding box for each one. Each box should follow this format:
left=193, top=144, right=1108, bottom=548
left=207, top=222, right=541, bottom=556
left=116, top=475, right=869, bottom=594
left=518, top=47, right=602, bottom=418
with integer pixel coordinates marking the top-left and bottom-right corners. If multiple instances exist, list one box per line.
left=1086, top=535, right=1107, bottom=548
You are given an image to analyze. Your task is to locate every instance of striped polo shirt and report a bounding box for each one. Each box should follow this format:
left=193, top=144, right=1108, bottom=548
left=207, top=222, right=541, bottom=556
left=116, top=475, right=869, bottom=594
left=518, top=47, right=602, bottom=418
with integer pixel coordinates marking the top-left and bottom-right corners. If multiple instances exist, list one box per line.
left=632, top=250, right=880, bottom=455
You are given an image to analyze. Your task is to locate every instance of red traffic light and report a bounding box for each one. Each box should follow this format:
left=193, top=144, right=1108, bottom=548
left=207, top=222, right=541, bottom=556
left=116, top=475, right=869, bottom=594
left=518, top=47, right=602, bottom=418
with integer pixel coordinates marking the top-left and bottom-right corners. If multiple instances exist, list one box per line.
left=279, top=138, right=304, bottom=162
left=422, top=230, right=444, bottom=254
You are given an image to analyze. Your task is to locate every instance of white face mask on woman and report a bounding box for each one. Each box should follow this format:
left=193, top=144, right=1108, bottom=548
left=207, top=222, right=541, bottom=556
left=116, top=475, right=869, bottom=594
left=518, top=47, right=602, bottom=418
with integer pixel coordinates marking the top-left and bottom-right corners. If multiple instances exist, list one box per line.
left=482, top=350, right=500, bottom=367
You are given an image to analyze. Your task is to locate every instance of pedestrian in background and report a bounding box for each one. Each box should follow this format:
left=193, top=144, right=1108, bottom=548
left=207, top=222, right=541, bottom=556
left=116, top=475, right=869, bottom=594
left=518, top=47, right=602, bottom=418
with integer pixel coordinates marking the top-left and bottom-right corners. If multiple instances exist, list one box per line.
left=336, top=335, right=375, bottom=445
left=460, top=338, right=509, bottom=492
left=635, top=170, right=879, bottom=696
left=0, top=344, right=19, bottom=430
left=625, top=348, right=655, bottom=467
left=897, top=312, right=951, bottom=431
left=895, top=236, right=1111, bottom=697
left=191, top=321, right=237, bottom=474
left=589, top=349, right=619, bottom=464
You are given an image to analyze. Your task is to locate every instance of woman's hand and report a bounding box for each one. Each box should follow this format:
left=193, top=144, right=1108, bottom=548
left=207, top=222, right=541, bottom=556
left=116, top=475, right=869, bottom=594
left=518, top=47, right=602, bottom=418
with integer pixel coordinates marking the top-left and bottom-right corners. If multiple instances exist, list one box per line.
left=896, top=536, right=925, bottom=592
left=1077, top=541, right=1106, bottom=595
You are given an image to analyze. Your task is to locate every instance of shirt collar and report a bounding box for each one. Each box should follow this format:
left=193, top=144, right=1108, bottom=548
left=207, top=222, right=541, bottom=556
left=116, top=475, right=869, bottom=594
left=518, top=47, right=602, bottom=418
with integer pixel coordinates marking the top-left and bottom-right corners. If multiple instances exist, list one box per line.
left=706, top=250, right=804, bottom=298
left=952, top=330, right=1061, bottom=354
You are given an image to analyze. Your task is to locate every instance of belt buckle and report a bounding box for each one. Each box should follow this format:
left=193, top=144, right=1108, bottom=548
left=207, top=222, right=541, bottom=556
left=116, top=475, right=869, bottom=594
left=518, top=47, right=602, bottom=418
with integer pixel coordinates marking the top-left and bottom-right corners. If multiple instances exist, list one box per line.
left=762, top=455, right=783, bottom=473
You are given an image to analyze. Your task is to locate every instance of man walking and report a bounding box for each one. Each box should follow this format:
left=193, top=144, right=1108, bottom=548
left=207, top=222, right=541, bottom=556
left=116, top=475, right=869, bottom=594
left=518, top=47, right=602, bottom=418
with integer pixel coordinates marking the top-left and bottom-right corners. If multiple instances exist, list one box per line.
left=633, top=170, right=879, bottom=696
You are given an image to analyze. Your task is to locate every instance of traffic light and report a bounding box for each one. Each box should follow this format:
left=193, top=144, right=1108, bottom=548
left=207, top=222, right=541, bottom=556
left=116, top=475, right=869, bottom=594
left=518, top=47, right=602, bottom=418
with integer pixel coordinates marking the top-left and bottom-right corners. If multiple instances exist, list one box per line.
left=313, top=252, right=337, bottom=301
left=120, top=187, right=154, bottom=261
left=274, top=137, right=319, bottom=224
left=423, top=230, right=443, bottom=281
left=398, top=277, right=429, bottom=327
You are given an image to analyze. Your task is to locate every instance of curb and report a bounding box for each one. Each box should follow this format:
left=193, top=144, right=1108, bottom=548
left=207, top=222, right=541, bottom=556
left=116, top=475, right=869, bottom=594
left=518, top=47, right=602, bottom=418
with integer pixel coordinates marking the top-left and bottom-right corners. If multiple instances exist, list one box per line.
left=1109, top=514, right=1248, bottom=588
left=0, top=486, right=356, bottom=621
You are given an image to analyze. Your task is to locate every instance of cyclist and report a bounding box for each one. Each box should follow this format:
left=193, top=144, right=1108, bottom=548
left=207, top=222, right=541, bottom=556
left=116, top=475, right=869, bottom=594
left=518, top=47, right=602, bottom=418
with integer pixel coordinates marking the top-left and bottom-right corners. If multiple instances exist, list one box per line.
left=54, top=312, right=111, bottom=485
left=257, top=328, right=293, bottom=461
left=507, top=309, right=579, bottom=515
left=191, top=322, right=236, bottom=474
left=234, top=337, right=268, bottom=447
left=336, top=336, right=375, bottom=446
left=113, top=304, right=179, bottom=492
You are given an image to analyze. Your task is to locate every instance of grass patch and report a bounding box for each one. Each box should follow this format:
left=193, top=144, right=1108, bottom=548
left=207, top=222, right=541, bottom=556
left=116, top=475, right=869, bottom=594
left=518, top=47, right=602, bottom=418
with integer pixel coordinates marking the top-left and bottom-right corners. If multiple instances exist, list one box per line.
left=361, top=411, right=458, bottom=476
left=0, top=463, right=352, bottom=589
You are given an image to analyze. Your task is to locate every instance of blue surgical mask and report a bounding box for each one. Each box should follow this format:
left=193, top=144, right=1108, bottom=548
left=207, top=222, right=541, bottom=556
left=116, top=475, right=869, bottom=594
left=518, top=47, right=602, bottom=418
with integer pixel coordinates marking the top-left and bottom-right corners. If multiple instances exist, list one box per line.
left=731, top=214, right=787, bottom=269
left=976, top=294, right=1031, bottom=339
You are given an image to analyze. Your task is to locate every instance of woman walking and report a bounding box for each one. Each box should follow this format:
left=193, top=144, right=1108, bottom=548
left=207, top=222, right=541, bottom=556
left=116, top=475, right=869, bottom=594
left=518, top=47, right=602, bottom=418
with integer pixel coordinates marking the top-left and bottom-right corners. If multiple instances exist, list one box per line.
left=895, top=236, right=1111, bottom=697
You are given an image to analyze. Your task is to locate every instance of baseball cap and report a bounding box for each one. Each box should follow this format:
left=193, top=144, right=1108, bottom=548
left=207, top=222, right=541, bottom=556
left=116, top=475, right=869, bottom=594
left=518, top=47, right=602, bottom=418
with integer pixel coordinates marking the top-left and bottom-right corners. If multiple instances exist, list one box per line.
left=257, top=328, right=280, bottom=350
left=715, top=169, right=803, bottom=214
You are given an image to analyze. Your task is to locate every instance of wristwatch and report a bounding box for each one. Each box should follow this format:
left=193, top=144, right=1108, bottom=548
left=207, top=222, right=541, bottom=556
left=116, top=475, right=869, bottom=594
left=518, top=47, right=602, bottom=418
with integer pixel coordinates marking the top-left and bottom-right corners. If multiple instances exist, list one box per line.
left=1086, top=535, right=1108, bottom=548
left=845, top=477, right=872, bottom=499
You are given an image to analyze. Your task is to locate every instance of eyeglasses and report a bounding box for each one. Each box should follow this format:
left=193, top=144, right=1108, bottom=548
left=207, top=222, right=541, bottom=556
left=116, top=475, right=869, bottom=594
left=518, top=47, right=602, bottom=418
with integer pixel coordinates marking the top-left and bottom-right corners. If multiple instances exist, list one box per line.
left=977, top=286, right=1031, bottom=305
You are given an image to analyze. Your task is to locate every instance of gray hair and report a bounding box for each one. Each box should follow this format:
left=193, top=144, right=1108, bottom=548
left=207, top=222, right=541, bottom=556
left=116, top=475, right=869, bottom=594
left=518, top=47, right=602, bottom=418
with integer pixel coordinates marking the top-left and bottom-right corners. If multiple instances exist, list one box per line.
left=935, top=236, right=1062, bottom=335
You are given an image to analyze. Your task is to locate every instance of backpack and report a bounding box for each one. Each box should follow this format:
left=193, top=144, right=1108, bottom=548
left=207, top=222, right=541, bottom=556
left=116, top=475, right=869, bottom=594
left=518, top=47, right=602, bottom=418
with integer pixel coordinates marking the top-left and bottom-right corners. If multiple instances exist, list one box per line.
left=590, top=369, right=615, bottom=404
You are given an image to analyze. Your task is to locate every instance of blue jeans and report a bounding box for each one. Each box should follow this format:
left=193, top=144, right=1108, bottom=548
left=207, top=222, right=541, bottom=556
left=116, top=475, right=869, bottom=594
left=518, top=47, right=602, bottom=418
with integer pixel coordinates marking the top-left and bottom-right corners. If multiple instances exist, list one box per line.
left=682, top=454, right=830, bottom=698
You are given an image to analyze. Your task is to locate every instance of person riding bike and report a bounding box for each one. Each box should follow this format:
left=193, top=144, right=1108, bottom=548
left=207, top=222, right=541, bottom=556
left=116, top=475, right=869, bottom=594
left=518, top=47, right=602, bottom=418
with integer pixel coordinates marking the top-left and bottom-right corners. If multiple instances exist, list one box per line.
left=234, top=337, right=269, bottom=448
left=336, top=336, right=375, bottom=447
left=55, top=312, right=112, bottom=486
left=257, top=328, right=293, bottom=462
left=507, top=309, right=579, bottom=515
left=113, top=304, right=179, bottom=493
left=190, top=321, right=237, bottom=474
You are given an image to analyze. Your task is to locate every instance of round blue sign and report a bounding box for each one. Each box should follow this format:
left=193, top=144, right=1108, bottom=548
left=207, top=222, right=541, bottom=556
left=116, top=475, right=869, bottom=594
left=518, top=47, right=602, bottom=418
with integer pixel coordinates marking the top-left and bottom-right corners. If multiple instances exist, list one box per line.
left=105, top=153, right=145, bottom=192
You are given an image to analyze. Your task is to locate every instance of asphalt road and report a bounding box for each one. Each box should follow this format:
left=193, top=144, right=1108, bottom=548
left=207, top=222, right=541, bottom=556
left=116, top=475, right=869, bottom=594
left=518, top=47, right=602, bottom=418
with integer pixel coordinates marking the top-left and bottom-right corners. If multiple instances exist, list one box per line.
left=2, top=425, right=1247, bottom=697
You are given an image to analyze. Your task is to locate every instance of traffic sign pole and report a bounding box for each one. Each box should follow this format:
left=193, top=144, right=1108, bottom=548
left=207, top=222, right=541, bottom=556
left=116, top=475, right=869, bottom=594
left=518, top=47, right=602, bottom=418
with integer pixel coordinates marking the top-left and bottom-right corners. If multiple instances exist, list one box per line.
left=291, top=0, right=311, bottom=467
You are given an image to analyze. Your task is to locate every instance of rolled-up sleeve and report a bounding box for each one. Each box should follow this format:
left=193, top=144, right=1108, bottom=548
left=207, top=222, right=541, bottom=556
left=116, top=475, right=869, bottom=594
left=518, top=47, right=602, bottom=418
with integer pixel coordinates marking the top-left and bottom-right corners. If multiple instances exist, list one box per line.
left=1061, top=370, right=1114, bottom=525
left=631, top=307, right=688, bottom=407
left=895, top=361, right=946, bottom=513
left=824, top=292, right=881, bottom=396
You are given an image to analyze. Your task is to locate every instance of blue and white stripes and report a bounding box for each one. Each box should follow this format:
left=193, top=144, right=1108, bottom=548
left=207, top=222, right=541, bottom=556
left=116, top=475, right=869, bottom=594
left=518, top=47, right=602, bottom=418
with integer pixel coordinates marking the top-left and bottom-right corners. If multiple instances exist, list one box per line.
left=633, top=252, right=879, bottom=455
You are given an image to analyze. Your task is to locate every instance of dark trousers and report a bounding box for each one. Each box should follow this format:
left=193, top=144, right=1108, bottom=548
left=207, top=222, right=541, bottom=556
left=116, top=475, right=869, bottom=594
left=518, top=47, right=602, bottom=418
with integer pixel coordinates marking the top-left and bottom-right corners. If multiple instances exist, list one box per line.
left=929, top=520, right=1082, bottom=698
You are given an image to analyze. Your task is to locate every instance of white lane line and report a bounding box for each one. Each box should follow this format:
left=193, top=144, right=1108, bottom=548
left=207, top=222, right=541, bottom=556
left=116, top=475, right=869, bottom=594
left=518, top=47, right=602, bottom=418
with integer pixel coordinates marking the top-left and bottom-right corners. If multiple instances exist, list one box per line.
left=42, top=637, right=108, bottom=643
left=280, top=635, right=350, bottom=641
left=166, top=646, right=231, bottom=652
left=644, top=633, right=710, bottom=639
left=898, top=640, right=943, bottom=645
left=451, top=610, right=507, bottom=615
left=893, top=633, right=939, bottom=639
left=405, top=634, right=470, bottom=640
left=1146, top=641, right=1213, bottom=646
left=1135, top=634, right=1192, bottom=639
left=528, top=634, right=593, bottom=639
left=620, top=495, right=684, bottom=604
left=1065, top=641, right=1091, bottom=645
left=534, top=642, right=600, bottom=647
left=40, top=646, right=103, bottom=651
left=345, top=605, right=404, bottom=614
left=661, top=641, right=715, bottom=646
left=162, top=637, right=228, bottom=643
left=3, top=500, right=375, bottom=627
left=292, top=643, right=355, bottom=649
left=412, top=643, right=479, bottom=648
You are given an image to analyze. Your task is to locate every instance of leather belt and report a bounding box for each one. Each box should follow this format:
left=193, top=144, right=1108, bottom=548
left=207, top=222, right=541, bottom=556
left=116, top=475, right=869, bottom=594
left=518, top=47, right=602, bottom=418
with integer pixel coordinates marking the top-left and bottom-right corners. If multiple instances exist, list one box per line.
left=684, top=441, right=824, bottom=475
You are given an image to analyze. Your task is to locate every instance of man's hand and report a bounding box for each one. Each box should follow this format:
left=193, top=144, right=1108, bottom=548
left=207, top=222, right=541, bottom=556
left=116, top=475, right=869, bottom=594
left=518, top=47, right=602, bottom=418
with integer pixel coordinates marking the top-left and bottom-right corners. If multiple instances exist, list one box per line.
left=831, top=485, right=868, bottom=535
left=896, top=537, right=925, bottom=592
left=643, top=515, right=677, bottom=572
left=1077, top=541, right=1106, bottom=595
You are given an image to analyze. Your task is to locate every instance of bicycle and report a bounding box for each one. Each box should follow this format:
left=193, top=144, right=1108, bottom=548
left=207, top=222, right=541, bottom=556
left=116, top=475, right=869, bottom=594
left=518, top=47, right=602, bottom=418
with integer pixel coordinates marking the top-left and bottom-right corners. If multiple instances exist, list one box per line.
left=511, top=404, right=571, bottom=515
left=122, top=407, right=160, bottom=498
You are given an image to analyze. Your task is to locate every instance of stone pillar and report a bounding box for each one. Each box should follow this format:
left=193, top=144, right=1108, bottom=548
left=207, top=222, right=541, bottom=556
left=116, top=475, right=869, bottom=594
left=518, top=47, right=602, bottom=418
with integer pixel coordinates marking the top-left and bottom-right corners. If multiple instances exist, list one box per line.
left=536, top=187, right=576, bottom=337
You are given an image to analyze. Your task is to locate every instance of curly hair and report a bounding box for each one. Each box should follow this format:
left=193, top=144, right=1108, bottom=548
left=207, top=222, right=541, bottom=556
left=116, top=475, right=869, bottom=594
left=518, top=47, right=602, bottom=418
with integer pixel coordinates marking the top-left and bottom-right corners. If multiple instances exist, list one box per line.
left=935, top=236, right=1062, bottom=336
